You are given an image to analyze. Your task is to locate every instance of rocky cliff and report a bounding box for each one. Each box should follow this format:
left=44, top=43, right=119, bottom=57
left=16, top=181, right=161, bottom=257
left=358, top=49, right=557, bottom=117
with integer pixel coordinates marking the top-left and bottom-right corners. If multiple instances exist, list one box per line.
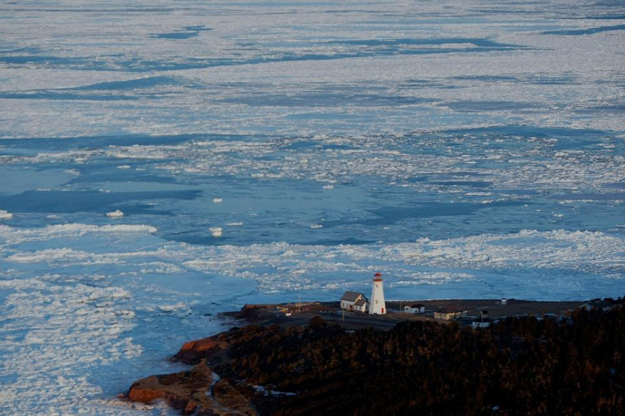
left=126, top=300, right=625, bottom=416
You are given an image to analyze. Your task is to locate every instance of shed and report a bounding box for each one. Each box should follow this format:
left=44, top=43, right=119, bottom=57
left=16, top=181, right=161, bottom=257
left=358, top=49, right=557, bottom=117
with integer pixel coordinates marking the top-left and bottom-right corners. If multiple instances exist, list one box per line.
left=404, top=304, right=425, bottom=314
left=472, top=319, right=491, bottom=329
left=434, top=309, right=465, bottom=321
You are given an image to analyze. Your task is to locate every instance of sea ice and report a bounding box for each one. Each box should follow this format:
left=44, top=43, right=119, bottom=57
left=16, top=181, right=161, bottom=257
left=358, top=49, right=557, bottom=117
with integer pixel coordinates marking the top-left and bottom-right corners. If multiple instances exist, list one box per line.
left=106, top=210, right=124, bottom=218
left=0, top=0, right=623, bottom=414
left=0, top=221, right=623, bottom=415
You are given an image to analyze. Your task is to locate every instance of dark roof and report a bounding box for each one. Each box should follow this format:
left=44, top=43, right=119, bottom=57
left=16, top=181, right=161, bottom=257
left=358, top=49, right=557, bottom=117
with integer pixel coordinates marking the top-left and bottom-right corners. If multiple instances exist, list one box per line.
left=588, top=301, right=609, bottom=307
left=354, top=298, right=368, bottom=307
left=409, top=304, right=424, bottom=308
left=341, top=291, right=365, bottom=302
left=582, top=301, right=614, bottom=311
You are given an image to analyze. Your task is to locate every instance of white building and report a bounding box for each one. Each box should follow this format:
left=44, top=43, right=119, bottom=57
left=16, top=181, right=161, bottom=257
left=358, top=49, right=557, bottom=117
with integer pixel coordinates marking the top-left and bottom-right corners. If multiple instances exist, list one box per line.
left=369, top=272, right=386, bottom=315
left=404, top=304, right=425, bottom=314
left=472, top=310, right=491, bottom=328
left=340, top=291, right=368, bottom=312
left=434, top=310, right=464, bottom=321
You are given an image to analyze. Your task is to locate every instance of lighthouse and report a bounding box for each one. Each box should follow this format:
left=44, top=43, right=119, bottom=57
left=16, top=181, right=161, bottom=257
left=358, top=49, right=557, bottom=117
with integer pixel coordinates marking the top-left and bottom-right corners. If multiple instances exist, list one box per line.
left=369, top=272, right=386, bottom=315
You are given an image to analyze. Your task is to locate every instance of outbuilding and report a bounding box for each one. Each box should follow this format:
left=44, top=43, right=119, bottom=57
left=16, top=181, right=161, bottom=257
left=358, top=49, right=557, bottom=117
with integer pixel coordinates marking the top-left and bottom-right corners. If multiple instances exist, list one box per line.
left=472, top=319, right=491, bottom=329
left=340, top=291, right=369, bottom=313
left=473, top=310, right=491, bottom=328
left=404, top=304, right=425, bottom=314
left=434, top=309, right=465, bottom=321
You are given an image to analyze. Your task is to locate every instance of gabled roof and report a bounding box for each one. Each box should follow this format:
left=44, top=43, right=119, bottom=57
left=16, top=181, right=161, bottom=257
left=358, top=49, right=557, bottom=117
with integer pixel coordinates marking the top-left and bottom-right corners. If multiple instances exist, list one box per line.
left=341, top=291, right=365, bottom=302
left=354, top=298, right=368, bottom=307
left=409, top=304, right=424, bottom=308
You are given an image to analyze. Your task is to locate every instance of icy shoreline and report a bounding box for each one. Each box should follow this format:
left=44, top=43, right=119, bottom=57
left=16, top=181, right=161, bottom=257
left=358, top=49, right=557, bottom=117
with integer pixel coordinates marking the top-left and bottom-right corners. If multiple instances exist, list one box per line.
left=0, top=0, right=624, bottom=413
left=0, top=225, right=623, bottom=414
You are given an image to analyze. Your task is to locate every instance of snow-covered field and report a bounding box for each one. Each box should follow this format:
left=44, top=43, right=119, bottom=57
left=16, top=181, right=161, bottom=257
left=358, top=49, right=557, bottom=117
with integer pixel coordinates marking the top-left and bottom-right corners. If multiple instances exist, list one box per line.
left=0, top=0, right=624, bottom=414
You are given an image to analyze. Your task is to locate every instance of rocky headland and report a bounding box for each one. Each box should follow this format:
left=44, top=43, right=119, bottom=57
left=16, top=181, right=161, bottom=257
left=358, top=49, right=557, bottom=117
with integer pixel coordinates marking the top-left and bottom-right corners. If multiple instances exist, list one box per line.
left=125, top=298, right=625, bottom=415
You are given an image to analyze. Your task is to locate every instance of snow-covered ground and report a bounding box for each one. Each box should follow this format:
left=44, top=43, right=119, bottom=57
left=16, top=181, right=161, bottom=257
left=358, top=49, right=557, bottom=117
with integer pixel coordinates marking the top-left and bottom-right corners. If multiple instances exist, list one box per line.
left=0, top=0, right=624, bottom=414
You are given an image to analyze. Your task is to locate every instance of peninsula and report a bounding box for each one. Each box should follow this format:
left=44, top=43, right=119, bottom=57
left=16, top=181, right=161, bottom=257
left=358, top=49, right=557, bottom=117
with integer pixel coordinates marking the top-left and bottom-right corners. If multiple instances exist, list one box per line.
left=124, top=296, right=625, bottom=415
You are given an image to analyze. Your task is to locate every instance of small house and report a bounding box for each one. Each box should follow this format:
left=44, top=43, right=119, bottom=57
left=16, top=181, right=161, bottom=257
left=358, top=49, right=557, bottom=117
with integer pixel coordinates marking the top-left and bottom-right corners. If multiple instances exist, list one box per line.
left=472, top=319, right=491, bottom=329
left=353, top=297, right=368, bottom=313
left=434, top=309, right=464, bottom=321
left=404, top=304, right=425, bottom=314
left=340, top=291, right=369, bottom=313
left=473, top=310, right=491, bottom=328
left=579, top=300, right=614, bottom=312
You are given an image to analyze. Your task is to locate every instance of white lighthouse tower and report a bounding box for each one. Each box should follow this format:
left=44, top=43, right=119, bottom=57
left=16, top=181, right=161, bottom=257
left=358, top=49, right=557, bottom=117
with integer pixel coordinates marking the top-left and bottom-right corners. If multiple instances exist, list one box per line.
left=369, top=272, right=386, bottom=315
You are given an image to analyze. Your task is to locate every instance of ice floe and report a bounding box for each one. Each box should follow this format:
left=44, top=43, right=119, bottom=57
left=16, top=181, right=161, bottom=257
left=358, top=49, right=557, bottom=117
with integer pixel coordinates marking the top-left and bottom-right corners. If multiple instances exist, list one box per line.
left=106, top=210, right=124, bottom=218
left=209, top=227, right=223, bottom=237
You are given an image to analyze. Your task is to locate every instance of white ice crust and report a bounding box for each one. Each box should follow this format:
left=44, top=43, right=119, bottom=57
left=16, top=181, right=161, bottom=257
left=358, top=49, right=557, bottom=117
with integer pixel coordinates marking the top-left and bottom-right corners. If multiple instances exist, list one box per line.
left=209, top=227, right=223, bottom=237
left=106, top=210, right=124, bottom=218
left=0, top=222, right=624, bottom=414
left=0, top=0, right=624, bottom=414
left=0, top=1, right=623, bottom=138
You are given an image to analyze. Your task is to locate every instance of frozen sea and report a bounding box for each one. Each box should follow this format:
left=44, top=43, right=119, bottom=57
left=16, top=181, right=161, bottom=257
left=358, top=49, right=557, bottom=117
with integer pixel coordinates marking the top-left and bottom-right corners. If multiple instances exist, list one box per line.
left=0, top=0, right=624, bottom=414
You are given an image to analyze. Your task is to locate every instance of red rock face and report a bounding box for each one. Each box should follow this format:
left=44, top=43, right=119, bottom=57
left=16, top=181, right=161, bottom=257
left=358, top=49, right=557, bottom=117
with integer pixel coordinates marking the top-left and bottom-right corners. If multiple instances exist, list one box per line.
left=127, top=382, right=167, bottom=403
left=125, top=360, right=259, bottom=416
left=180, top=337, right=218, bottom=353
left=174, top=336, right=225, bottom=364
left=183, top=401, right=198, bottom=414
left=127, top=385, right=199, bottom=414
